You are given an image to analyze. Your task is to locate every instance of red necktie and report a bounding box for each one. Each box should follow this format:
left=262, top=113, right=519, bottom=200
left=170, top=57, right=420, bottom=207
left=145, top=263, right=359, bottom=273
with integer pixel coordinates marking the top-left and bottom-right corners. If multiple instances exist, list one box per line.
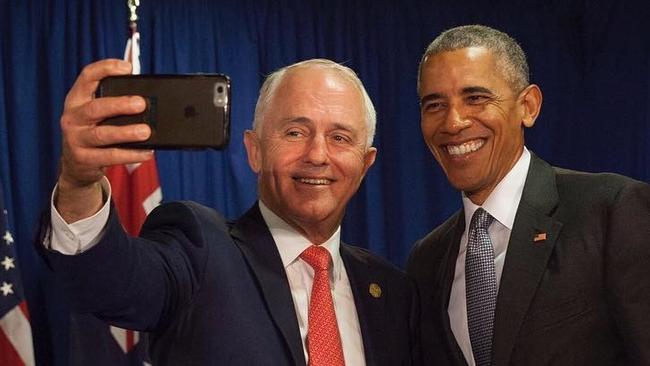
left=300, top=245, right=345, bottom=366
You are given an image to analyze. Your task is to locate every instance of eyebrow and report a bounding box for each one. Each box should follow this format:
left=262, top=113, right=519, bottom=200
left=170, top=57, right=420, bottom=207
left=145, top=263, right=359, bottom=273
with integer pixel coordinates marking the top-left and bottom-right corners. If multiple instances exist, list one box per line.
left=419, top=92, right=445, bottom=105
left=279, top=117, right=356, bottom=134
left=420, top=86, right=495, bottom=105
left=280, top=116, right=313, bottom=125
left=461, top=86, right=494, bottom=95
left=331, top=122, right=356, bottom=133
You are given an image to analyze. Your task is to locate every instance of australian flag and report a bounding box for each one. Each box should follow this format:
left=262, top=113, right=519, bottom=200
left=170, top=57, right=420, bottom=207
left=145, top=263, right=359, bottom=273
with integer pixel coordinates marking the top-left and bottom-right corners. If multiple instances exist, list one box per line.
left=67, top=13, right=158, bottom=366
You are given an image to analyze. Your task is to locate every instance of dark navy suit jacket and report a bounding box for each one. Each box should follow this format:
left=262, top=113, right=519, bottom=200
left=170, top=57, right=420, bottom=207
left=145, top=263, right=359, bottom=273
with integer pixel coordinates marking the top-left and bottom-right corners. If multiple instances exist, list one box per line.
left=39, top=201, right=420, bottom=365
left=407, top=154, right=650, bottom=366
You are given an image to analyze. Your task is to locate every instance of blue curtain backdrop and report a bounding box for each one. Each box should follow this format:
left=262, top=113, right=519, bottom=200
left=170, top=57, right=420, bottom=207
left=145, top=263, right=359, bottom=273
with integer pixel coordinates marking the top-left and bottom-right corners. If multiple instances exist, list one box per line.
left=1, top=0, right=648, bottom=364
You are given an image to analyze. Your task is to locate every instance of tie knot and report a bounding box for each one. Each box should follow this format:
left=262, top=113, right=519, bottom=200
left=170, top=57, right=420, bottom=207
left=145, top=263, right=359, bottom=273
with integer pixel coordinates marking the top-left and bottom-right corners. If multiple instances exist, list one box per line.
left=300, top=245, right=332, bottom=271
left=471, top=208, right=494, bottom=230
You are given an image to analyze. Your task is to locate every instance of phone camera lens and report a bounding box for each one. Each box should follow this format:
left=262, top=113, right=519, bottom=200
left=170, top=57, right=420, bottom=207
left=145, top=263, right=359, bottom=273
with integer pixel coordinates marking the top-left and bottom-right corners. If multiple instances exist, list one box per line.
left=213, top=82, right=228, bottom=108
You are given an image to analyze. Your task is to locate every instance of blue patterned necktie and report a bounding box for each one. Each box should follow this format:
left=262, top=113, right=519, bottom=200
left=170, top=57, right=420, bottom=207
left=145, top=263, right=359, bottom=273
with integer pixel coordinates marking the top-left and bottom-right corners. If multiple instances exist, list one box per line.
left=465, top=208, right=497, bottom=366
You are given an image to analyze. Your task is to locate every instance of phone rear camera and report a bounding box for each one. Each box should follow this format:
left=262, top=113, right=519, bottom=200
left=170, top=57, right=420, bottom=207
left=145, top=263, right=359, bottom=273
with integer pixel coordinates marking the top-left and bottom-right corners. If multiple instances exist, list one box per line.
left=213, top=82, right=229, bottom=108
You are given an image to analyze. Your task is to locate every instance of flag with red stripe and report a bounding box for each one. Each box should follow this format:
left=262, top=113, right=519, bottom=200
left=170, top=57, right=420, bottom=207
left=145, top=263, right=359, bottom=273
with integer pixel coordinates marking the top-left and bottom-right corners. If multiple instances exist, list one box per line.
left=0, top=179, right=35, bottom=366
left=105, top=23, right=162, bottom=359
left=68, top=21, right=160, bottom=366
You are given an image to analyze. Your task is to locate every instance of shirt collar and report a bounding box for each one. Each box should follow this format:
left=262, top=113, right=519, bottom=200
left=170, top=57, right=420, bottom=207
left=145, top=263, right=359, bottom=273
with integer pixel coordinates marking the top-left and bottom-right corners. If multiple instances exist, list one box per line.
left=462, top=147, right=531, bottom=230
left=258, top=200, right=342, bottom=279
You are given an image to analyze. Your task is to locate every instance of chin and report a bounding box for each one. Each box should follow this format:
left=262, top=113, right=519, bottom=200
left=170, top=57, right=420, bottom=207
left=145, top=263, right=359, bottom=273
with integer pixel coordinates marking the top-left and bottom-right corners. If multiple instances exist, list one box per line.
left=298, top=205, right=340, bottom=223
left=299, top=208, right=334, bottom=222
left=448, top=176, right=480, bottom=193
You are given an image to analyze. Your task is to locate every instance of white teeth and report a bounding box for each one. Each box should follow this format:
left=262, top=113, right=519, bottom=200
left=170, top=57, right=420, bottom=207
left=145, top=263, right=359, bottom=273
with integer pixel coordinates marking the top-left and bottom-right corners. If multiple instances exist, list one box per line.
left=446, top=139, right=484, bottom=156
left=299, top=178, right=331, bottom=185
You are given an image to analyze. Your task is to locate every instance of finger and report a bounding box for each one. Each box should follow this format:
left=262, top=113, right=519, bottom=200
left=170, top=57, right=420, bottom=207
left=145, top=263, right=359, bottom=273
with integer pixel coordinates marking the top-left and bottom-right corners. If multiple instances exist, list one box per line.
left=77, top=123, right=152, bottom=148
left=63, top=96, right=146, bottom=128
left=64, top=144, right=154, bottom=171
left=82, top=147, right=155, bottom=168
left=65, top=59, right=133, bottom=109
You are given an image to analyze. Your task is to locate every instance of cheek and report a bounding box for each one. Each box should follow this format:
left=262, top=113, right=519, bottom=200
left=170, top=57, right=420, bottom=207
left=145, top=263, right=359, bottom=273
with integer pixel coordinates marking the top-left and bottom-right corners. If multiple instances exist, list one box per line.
left=260, top=143, right=295, bottom=169
left=420, top=115, right=434, bottom=134
left=421, top=114, right=445, bottom=141
left=420, top=126, right=436, bottom=149
left=420, top=123, right=444, bottom=156
left=335, top=151, right=368, bottom=179
left=487, top=103, right=520, bottom=133
left=496, top=118, right=524, bottom=147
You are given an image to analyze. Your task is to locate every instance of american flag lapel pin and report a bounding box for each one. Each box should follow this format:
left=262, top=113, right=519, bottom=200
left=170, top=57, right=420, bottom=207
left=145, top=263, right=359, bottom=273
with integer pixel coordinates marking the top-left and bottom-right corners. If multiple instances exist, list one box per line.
left=533, top=232, right=547, bottom=243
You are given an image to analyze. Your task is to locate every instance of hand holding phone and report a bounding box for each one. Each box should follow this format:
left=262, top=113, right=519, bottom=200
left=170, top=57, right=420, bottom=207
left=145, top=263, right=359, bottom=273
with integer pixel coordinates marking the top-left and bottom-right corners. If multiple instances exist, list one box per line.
left=56, top=59, right=154, bottom=223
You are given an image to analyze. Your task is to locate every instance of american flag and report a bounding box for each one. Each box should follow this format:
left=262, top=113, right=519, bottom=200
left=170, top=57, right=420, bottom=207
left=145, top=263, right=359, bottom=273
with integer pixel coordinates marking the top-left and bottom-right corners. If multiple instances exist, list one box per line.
left=68, top=18, right=161, bottom=366
left=0, top=180, right=35, bottom=366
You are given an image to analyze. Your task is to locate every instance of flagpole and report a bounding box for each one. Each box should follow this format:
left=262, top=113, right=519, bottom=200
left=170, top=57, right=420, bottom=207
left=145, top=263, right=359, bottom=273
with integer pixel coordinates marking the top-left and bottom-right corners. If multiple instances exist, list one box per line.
left=125, top=0, right=141, bottom=74
left=128, top=0, right=139, bottom=22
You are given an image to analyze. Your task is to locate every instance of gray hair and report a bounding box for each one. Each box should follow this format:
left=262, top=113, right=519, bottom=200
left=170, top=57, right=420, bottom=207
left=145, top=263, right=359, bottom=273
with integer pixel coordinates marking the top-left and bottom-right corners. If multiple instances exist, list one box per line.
left=253, top=59, right=376, bottom=148
left=418, top=25, right=530, bottom=93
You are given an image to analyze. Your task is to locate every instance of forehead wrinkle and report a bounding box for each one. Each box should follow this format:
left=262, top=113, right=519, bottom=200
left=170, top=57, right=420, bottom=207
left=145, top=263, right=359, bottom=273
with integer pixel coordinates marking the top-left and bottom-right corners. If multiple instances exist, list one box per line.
left=281, top=116, right=313, bottom=125
left=331, top=121, right=359, bottom=134
left=266, top=67, right=370, bottom=144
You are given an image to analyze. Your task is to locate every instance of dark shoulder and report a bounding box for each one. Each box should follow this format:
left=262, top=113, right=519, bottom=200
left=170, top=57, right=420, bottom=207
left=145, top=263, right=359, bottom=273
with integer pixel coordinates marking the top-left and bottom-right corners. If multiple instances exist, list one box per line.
left=141, top=200, right=231, bottom=240
left=409, top=211, right=461, bottom=259
left=418, top=211, right=462, bottom=247
left=553, top=167, right=650, bottom=205
left=342, top=244, right=405, bottom=273
left=341, top=244, right=411, bottom=282
left=148, top=200, right=227, bottom=222
left=406, top=211, right=462, bottom=280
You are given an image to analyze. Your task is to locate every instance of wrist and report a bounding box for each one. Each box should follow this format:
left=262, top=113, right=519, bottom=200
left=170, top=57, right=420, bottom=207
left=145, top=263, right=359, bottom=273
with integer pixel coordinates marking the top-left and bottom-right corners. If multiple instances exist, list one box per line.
left=55, top=177, right=105, bottom=223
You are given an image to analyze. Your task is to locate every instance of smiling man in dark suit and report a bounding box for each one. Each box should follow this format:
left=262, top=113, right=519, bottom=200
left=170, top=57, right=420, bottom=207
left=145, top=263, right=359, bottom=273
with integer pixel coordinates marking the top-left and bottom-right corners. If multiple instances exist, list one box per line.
left=407, top=25, right=650, bottom=366
left=38, top=58, right=419, bottom=365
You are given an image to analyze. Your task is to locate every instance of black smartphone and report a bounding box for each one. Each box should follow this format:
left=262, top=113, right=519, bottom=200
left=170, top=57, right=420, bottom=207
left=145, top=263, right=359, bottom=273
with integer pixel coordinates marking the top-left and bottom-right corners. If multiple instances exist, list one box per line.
left=96, top=74, right=230, bottom=149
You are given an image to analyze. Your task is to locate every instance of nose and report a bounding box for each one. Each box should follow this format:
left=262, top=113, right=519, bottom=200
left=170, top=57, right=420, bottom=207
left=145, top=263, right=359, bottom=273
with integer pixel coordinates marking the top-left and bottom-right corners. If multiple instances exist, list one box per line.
left=304, top=135, right=329, bottom=165
left=443, top=103, right=472, bottom=134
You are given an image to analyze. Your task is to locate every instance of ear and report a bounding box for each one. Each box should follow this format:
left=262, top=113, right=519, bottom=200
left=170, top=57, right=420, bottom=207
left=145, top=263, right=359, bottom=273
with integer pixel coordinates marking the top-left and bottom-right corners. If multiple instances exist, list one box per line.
left=518, top=84, right=543, bottom=128
left=361, top=147, right=377, bottom=176
left=243, top=130, right=261, bottom=173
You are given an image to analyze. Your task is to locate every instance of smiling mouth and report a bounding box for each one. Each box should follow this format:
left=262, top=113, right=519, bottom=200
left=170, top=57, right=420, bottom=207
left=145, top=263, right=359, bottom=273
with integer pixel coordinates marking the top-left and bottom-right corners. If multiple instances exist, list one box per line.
left=445, top=139, right=485, bottom=156
left=294, top=177, right=333, bottom=185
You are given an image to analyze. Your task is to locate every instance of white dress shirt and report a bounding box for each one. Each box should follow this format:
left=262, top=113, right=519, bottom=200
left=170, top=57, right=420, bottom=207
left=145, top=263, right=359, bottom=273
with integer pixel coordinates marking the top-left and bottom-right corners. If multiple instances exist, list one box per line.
left=259, top=201, right=365, bottom=366
left=449, top=147, right=531, bottom=366
left=48, top=182, right=365, bottom=365
left=48, top=177, right=111, bottom=254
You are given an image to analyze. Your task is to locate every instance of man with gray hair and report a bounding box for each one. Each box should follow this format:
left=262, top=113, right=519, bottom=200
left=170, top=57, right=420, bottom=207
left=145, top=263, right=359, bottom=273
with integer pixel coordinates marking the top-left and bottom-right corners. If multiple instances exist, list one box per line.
left=37, top=58, right=420, bottom=365
left=407, top=25, right=650, bottom=365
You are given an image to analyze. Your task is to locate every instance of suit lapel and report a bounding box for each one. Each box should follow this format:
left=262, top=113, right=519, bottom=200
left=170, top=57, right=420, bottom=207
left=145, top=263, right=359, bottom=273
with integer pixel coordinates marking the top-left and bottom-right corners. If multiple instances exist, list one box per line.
left=340, top=244, right=385, bottom=366
left=439, top=213, right=471, bottom=366
left=492, top=155, right=564, bottom=366
left=231, top=203, right=307, bottom=366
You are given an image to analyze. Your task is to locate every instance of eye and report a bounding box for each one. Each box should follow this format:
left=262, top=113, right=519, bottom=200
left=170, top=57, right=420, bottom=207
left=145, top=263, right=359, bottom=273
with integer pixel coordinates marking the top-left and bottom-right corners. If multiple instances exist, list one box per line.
left=421, top=100, right=446, bottom=113
left=466, top=94, right=490, bottom=104
left=331, top=134, right=352, bottom=144
left=285, top=128, right=305, bottom=138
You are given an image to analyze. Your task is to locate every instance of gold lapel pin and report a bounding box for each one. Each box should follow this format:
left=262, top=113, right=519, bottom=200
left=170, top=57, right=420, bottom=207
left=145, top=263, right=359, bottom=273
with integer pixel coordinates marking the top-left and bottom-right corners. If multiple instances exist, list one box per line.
left=533, top=232, right=547, bottom=242
left=369, top=283, right=382, bottom=298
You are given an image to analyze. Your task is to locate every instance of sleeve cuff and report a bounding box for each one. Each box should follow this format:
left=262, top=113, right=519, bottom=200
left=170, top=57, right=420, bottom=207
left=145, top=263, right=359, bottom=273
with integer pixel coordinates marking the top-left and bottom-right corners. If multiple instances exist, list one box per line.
left=49, top=177, right=112, bottom=254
